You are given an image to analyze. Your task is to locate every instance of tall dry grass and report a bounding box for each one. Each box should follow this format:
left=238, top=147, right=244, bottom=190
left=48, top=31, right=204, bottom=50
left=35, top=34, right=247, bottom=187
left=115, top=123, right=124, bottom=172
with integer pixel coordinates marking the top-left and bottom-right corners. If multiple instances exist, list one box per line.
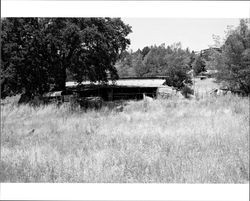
left=0, top=94, right=249, bottom=183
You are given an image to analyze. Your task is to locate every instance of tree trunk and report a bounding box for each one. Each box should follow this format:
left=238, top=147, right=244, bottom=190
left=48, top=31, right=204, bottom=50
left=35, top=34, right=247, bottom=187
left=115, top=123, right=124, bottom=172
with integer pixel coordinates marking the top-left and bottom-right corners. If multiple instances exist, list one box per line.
left=57, top=68, right=66, bottom=91
left=0, top=78, right=7, bottom=98
left=54, top=62, right=67, bottom=91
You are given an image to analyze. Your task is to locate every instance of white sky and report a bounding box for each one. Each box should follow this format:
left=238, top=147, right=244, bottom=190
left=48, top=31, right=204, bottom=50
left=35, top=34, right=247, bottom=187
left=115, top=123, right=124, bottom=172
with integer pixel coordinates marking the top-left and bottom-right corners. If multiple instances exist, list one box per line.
left=122, top=18, right=241, bottom=52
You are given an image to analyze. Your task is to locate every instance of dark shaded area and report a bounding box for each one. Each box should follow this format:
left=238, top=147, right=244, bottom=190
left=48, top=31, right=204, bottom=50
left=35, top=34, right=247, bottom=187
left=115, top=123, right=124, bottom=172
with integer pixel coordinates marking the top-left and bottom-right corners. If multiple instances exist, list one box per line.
left=68, top=85, right=158, bottom=101
left=16, top=83, right=159, bottom=110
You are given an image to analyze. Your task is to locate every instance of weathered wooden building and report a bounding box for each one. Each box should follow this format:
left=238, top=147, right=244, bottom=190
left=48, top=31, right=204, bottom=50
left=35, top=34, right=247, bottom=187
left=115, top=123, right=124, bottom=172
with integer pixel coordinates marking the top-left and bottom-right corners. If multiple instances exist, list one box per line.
left=64, top=77, right=174, bottom=101
left=43, top=77, right=178, bottom=106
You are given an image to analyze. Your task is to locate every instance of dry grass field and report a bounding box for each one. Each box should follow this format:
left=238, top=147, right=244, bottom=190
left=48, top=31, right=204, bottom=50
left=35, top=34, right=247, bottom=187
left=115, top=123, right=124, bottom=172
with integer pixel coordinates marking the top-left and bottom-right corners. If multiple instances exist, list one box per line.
left=0, top=94, right=249, bottom=183
left=194, top=77, right=221, bottom=95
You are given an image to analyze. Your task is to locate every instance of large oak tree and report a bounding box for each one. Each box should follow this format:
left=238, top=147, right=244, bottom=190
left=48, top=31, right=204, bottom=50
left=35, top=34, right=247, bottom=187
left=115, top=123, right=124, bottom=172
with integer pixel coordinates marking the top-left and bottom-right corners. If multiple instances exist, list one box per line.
left=1, top=18, right=132, bottom=98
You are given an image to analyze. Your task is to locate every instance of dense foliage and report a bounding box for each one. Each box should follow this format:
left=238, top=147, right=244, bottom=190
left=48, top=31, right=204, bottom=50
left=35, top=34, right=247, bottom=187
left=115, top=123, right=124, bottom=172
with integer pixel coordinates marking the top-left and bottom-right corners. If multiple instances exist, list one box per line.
left=207, top=19, right=250, bottom=94
left=116, top=43, right=193, bottom=89
left=1, top=18, right=132, bottom=97
left=192, top=54, right=206, bottom=75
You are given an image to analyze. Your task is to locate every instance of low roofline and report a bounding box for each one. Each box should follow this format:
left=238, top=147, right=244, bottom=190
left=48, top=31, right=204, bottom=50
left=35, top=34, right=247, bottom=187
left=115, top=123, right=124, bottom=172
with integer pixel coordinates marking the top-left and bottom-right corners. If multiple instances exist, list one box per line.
left=118, top=76, right=167, bottom=80
left=67, top=84, right=160, bottom=90
left=67, top=76, right=168, bottom=83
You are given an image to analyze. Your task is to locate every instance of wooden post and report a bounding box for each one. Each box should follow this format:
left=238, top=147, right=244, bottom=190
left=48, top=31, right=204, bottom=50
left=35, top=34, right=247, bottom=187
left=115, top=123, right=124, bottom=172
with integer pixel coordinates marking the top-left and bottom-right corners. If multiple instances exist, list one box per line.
left=108, top=88, right=113, bottom=101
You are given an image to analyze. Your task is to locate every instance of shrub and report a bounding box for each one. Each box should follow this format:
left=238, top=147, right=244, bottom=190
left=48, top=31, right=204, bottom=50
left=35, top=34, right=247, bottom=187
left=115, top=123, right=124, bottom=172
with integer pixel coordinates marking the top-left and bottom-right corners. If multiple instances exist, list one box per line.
left=181, top=85, right=194, bottom=98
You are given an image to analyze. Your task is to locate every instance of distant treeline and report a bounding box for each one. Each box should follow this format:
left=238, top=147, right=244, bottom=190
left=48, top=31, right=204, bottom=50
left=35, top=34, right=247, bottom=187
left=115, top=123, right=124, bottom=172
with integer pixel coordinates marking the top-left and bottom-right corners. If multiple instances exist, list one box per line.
left=116, top=43, right=194, bottom=78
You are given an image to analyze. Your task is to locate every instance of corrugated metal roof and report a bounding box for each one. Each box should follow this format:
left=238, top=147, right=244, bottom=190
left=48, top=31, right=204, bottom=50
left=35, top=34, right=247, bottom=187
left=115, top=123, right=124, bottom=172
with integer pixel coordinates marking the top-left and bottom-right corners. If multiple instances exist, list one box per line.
left=44, top=91, right=62, bottom=97
left=66, top=79, right=169, bottom=88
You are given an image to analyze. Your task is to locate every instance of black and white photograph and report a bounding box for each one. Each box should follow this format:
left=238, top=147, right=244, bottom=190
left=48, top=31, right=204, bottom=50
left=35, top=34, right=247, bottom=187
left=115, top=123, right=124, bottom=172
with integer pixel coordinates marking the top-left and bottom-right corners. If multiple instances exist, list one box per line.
left=0, top=0, right=249, bottom=200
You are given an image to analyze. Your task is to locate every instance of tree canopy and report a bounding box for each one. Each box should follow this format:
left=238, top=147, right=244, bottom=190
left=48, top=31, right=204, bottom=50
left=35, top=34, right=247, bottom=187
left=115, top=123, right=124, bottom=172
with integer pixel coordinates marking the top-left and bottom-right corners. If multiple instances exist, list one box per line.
left=208, top=19, right=250, bottom=94
left=1, top=18, right=132, bottom=97
left=192, top=54, right=206, bottom=76
left=116, top=43, right=193, bottom=89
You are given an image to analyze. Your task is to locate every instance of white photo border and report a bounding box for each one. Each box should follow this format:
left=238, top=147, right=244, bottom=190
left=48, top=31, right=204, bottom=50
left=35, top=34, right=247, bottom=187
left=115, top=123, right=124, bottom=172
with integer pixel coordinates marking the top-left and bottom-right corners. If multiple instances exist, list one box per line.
left=1, top=1, right=250, bottom=18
